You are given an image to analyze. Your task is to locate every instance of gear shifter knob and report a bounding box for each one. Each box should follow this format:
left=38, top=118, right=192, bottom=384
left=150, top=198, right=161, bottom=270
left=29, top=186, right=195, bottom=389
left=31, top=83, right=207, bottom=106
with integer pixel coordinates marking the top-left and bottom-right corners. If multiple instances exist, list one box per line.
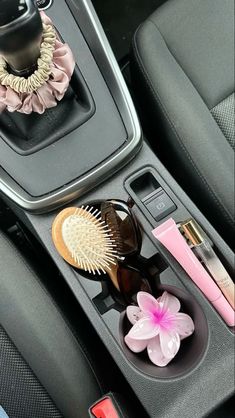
left=0, top=0, right=43, bottom=76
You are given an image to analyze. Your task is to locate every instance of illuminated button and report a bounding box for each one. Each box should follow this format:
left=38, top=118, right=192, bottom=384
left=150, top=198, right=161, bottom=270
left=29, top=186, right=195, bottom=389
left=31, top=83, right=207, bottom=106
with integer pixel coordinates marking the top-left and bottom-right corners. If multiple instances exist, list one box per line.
left=91, top=397, right=119, bottom=418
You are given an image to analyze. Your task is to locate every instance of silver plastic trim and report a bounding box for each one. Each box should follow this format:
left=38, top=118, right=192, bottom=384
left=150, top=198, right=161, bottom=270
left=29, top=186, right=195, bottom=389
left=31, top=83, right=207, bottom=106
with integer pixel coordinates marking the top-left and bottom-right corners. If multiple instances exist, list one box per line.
left=0, top=0, right=142, bottom=213
left=37, top=0, right=53, bottom=11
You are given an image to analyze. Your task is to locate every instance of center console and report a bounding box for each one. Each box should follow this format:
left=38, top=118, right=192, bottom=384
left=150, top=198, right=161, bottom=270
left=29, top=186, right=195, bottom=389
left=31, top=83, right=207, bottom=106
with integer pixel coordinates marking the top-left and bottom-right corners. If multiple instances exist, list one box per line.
left=0, top=1, right=234, bottom=417
left=0, top=0, right=141, bottom=212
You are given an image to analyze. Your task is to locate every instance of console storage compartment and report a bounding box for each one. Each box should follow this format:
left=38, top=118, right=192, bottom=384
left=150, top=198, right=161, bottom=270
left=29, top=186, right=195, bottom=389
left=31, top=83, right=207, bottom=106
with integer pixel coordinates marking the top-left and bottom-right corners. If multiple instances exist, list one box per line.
left=5, top=141, right=234, bottom=418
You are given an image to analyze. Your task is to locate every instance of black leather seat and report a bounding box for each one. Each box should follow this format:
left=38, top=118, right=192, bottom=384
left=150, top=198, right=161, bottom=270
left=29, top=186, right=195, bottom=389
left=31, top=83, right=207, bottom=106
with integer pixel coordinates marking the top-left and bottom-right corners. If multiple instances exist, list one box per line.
left=0, top=231, right=102, bottom=418
left=131, top=0, right=234, bottom=246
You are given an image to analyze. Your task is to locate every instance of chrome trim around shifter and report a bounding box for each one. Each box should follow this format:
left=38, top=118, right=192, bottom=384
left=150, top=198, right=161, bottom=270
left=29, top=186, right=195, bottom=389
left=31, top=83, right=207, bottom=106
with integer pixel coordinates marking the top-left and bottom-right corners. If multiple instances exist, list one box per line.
left=0, top=0, right=142, bottom=213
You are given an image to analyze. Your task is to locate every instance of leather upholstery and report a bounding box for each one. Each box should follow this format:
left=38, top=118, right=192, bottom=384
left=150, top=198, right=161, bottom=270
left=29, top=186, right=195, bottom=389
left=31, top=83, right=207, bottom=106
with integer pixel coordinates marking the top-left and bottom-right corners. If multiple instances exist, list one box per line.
left=0, top=232, right=102, bottom=418
left=131, top=0, right=234, bottom=245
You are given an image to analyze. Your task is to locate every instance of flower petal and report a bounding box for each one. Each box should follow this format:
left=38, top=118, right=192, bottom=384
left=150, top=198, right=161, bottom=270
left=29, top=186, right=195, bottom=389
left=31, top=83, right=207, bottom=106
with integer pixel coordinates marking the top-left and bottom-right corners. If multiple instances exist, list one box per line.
left=157, top=291, right=181, bottom=314
left=173, top=313, right=195, bottom=340
left=124, top=334, right=148, bottom=353
left=128, top=316, right=160, bottom=340
left=160, top=330, right=181, bottom=359
left=137, top=291, right=160, bottom=314
left=147, top=336, right=172, bottom=367
left=126, top=306, right=144, bottom=325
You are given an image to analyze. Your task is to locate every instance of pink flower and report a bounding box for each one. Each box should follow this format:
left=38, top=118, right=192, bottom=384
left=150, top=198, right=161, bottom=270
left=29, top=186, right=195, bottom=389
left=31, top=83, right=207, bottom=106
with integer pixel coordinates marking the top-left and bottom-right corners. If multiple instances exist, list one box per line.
left=124, top=291, right=194, bottom=367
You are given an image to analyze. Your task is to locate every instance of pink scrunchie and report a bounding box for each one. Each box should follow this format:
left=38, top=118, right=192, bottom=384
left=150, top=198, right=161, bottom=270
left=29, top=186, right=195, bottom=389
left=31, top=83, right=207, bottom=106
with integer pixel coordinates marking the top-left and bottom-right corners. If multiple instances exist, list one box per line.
left=0, top=12, right=75, bottom=114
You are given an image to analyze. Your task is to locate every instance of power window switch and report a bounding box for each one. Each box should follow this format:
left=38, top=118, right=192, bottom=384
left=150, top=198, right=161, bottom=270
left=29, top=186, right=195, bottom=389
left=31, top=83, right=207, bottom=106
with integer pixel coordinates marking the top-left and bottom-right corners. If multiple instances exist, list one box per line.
left=142, top=187, right=176, bottom=221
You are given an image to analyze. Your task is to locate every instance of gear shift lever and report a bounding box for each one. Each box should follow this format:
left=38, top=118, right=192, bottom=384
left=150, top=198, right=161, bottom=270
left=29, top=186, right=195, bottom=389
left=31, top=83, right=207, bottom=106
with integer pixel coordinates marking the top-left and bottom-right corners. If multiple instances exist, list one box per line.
left=0, top=0, right=43, bottom=76
left=0, top=2, right=76, bottom=119
left=0, top=0, right=93, bottom=176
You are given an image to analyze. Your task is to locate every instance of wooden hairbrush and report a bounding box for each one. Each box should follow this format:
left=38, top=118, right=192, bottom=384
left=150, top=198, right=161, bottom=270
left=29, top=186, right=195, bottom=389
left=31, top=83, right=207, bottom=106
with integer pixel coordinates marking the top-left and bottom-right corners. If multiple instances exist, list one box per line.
left=52, top=206, right=120, bottom=289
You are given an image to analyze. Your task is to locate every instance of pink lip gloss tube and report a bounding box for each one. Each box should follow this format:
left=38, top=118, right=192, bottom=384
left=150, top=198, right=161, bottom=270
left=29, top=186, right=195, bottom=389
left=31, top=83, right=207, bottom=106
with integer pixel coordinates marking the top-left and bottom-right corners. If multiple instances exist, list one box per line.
left=152, top=218, right=235, bottom=327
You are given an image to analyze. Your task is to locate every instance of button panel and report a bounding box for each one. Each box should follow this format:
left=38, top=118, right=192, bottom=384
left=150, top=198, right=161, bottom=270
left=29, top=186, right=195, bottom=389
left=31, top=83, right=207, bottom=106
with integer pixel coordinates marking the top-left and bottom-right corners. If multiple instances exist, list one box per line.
left=142, top=187, right=177, bottom=221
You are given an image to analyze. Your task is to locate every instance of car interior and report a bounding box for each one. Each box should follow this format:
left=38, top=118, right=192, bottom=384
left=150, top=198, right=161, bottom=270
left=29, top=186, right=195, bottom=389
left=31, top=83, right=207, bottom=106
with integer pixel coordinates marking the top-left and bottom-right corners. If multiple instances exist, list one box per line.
left=0, top=0, right=234, bottom=417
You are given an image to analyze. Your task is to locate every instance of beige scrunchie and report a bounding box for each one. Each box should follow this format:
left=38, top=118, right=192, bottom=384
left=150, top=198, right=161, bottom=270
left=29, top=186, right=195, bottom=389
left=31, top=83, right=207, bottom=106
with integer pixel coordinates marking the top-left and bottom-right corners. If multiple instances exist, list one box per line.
left=0, top=22, right=56, bottom=94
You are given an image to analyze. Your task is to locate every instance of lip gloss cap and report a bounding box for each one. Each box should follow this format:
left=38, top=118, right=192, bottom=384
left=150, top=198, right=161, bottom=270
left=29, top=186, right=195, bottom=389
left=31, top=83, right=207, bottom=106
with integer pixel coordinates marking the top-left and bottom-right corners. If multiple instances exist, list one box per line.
left=181, top=219, right=204, bottom=246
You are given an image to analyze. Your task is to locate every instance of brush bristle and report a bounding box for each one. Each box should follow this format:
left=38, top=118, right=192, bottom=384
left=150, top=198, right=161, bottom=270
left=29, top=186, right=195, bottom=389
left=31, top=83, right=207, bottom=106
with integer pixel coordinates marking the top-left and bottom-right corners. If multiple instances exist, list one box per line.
left=61, top=206, right=117, bottom=275
left=101, top=202, right=125, bottom=254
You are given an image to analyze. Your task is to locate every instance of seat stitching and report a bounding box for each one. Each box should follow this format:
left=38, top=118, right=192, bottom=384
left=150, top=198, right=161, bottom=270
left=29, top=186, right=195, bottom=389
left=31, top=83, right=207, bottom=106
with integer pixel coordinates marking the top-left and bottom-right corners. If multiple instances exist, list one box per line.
left=149, top=18, right=235, bottom=151
left=132, top=26, right=234, bottom=226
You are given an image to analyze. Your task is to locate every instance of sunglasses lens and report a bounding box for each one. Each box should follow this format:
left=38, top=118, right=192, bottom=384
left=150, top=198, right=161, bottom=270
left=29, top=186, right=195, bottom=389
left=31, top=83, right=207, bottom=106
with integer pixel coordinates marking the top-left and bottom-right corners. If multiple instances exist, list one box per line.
left=101, top=201, right=140, bottom=257
left=117, top=264, right=151, bottom=304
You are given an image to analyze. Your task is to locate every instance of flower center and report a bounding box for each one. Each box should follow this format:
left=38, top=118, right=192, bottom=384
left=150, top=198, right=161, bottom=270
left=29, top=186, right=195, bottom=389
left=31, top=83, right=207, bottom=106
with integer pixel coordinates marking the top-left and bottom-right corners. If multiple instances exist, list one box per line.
left=152, top=309, right=173, bottom=330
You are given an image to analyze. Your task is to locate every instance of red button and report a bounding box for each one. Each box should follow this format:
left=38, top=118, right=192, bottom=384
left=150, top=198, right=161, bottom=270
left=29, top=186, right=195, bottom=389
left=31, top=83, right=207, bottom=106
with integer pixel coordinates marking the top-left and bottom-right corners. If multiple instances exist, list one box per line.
left=91, top=397, right=119, bottom=418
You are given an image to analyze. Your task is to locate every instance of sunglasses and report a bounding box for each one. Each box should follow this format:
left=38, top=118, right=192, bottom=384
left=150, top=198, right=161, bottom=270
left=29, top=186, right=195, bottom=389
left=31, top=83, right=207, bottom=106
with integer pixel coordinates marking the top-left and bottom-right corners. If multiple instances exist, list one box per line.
left=100, top=199, right=141, bottom=258
left=100, top=199, right=152, bottom=304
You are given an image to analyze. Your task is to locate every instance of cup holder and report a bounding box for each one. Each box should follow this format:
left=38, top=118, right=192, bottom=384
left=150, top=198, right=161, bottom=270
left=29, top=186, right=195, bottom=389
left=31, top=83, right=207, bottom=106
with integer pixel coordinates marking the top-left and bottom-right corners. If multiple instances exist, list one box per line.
left=119, top=284, right=209, bottom=379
